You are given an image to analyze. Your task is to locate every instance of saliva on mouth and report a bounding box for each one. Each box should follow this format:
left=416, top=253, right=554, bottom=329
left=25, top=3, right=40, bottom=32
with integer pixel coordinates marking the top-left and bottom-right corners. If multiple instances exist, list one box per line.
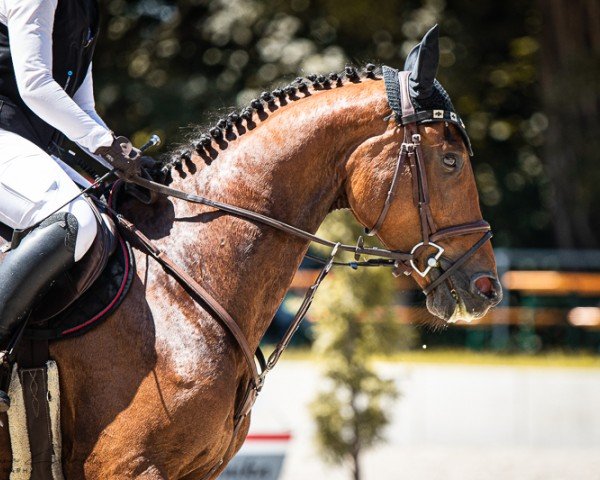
left=447, top=288, right=473, bottom=324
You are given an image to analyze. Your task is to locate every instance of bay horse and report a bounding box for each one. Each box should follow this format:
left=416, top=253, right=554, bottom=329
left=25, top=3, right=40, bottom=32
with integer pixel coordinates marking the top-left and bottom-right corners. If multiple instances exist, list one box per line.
left=0, top=27, right=501, bottom=479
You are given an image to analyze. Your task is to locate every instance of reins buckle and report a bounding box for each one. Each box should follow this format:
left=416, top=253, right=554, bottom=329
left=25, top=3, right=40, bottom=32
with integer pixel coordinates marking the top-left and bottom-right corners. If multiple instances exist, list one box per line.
left=409, top=241, right=444, bottom=277
left=354, top=236, right=364, bottom=261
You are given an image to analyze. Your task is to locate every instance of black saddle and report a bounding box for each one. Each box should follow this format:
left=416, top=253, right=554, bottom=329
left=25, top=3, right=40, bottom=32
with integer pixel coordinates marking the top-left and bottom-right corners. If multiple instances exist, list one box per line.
left=0, top=197, right=134, bottom=341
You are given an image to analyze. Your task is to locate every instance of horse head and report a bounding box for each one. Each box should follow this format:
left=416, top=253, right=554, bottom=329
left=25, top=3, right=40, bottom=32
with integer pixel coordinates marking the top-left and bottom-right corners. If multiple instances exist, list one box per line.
left=345, top=25, right=502, bottom=323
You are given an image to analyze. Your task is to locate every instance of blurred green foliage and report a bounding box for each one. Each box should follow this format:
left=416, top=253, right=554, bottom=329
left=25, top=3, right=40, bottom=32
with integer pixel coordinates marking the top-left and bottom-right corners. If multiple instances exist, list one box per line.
left=309, top=211, right=412, bottom=479
left=93, top=0, right=596, bottom=248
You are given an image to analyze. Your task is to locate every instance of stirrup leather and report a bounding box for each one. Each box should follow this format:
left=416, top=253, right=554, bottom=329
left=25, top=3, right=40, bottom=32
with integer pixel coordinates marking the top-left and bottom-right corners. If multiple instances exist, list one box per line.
left=0, top=351, right=11, bottom=412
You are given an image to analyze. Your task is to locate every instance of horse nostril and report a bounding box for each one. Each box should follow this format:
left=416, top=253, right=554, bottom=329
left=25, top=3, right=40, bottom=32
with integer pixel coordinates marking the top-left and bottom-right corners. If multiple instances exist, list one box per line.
left=471, top=274, right=499, bottom=300
left=476, top=276, right=493, bottom=295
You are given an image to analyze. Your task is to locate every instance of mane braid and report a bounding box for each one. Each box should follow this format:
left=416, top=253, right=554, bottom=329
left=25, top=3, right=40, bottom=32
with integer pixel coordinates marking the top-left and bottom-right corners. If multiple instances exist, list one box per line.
left=164, top=63, right=381, bottom=172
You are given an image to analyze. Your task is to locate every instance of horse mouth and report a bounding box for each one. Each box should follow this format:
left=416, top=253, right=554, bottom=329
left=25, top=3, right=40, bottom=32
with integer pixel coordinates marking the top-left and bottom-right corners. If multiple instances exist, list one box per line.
left=424, top=258, right=503, bottom=324
left=447, top=290, right=473, bottom=323
left=446, top=288, right=491, bottom=324
left=426, top=283, right=491, bottom=324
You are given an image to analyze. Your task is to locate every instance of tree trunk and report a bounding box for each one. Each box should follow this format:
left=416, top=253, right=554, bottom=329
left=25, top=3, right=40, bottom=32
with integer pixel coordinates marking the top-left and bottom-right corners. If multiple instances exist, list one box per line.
left=350, top=389, right=361, bottom=480
left=351, top=447, right=361, bottom=480
left=539, top=0, right=600, bottom=248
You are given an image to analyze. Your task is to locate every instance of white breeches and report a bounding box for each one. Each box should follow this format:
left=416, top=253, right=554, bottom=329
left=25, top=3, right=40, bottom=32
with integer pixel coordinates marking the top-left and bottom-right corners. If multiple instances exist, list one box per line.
left=0, top=129, right=97, bottom=261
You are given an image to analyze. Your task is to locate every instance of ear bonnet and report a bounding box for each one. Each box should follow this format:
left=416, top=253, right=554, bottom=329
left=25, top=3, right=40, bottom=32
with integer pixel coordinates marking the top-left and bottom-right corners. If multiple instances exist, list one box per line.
left=383, top=25, right=473, bottom=155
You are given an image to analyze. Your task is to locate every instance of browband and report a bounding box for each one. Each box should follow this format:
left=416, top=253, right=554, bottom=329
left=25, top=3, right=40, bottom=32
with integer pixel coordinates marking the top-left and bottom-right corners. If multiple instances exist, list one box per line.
left=382, top=66, right=473, bottom=156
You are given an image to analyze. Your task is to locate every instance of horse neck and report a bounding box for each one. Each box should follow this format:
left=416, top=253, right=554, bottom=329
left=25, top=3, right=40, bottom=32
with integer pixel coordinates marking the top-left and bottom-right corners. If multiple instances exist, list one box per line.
left=164, top=80, right=390, bottom=349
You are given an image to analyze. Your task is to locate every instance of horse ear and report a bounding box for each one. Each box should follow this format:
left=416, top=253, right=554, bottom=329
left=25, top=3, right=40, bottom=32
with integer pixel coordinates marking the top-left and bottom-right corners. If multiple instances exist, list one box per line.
left=403, top=24, right=440, bottom=100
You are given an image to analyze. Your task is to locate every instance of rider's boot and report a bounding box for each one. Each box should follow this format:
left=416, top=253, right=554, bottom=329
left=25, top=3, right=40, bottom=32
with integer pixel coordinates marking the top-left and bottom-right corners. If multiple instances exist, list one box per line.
left=0, top=212, right=78, bottom=413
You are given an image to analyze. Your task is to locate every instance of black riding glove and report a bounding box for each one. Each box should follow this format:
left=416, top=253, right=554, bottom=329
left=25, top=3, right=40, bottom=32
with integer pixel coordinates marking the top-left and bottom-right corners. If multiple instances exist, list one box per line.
left=95, top=136, right=142, bottom=180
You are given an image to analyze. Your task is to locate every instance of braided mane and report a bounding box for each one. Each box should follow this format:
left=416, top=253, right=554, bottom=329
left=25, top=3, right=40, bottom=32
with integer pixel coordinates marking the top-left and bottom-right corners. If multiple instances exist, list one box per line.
left=165, top=64, right=382, bottom=173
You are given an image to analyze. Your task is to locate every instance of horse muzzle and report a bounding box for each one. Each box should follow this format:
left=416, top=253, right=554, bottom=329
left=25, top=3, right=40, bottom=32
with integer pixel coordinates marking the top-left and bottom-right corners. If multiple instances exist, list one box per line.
left=425, top=266, right=503, bottom=323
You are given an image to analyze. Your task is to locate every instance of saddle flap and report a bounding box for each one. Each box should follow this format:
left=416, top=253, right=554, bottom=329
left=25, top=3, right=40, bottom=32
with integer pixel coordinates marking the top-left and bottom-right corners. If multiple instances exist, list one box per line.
left=2, top=199, right=116, bottom=324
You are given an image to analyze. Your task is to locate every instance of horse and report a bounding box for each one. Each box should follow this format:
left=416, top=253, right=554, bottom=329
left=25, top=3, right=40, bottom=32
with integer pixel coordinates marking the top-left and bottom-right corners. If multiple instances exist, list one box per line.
left=0, top=27, right=501, bottom=479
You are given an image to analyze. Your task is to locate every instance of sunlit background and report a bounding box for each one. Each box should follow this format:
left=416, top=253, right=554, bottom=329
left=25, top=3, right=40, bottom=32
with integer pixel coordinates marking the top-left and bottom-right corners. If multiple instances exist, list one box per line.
left=91, top=1, right=599, bottom=479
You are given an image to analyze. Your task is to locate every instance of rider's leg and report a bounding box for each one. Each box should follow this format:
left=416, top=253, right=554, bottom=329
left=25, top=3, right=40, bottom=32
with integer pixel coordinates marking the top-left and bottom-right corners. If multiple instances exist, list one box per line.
left=0, top=129, right=97, bottom=260
left=0, top=129, right=98, bottom=412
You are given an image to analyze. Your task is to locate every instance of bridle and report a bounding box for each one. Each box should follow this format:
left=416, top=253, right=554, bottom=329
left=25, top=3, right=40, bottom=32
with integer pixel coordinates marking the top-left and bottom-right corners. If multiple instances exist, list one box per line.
left=364, top=69, right=492, bottom=295
left=111, top=67, right=493, bottom=477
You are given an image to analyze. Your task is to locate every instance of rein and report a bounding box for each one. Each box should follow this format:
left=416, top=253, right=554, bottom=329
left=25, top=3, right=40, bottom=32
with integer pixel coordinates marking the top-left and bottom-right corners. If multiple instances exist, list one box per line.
left=128, top=175, right=412, bottom=264
left=113, top=68, right=493, bottom=477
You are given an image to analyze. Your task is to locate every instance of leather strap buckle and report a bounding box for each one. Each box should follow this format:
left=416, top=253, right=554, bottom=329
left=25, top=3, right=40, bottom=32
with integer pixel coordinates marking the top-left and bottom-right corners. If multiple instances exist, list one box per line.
left=354, top=236, right=364, bottom=261
left=409, top=241, right=444, bottom=277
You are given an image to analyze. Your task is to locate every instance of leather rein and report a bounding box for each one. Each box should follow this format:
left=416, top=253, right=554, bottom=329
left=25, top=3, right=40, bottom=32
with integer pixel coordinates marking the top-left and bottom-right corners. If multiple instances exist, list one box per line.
left=113, top=69, right=492, bottom=477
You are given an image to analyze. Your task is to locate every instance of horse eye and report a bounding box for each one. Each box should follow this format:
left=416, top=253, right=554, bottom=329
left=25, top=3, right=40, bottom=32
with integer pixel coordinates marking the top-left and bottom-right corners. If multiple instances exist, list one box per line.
left=442, top=155, right=457, bottom=168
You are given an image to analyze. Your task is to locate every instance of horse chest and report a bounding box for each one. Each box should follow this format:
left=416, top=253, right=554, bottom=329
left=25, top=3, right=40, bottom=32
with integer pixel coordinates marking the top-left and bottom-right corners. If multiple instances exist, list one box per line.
left=151, top=302, right=228, bottom=384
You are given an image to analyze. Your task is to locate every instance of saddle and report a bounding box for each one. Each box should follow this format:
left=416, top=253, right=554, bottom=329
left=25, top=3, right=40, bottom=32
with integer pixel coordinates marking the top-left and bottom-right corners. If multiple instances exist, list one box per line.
left=0, top=196, right=134, bottom=341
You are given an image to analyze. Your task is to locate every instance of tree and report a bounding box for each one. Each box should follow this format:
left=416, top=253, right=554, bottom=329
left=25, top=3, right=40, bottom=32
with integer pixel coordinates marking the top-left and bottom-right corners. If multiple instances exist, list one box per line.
left=538, top=0, right=600, bottom=247
left=309, top=212, right=416, bottom=480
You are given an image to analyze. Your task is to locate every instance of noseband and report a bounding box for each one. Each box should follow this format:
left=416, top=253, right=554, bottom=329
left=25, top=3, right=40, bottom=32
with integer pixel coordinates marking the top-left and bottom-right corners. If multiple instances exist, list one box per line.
left=365, top=69, right=492, bottom=295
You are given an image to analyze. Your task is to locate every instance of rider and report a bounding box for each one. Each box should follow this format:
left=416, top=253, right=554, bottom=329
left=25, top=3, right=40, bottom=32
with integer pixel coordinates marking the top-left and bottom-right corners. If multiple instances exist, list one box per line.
left=0, top=0, right=140, bottom=412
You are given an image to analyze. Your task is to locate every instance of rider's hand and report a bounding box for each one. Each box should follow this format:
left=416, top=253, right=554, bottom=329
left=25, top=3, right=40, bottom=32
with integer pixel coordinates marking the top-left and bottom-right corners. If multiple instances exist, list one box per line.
left=95, top=136, right=142, bottom=180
